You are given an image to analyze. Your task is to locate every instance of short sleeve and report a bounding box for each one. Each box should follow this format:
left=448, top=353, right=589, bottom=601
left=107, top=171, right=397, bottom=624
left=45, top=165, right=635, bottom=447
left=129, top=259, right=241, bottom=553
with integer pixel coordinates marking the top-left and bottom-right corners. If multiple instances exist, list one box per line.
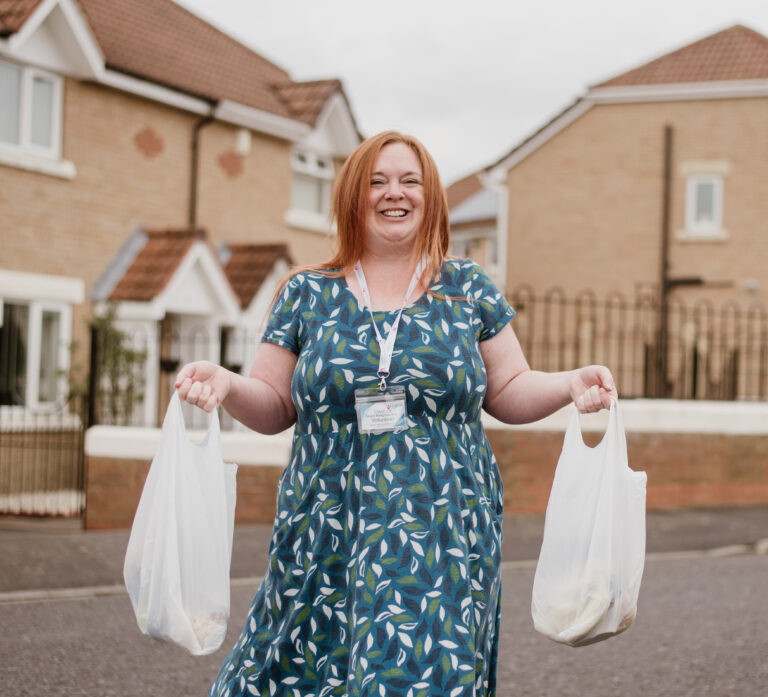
left=261, top=274, right=305, bottom=354
left=464, top=262, right=516, bottom=342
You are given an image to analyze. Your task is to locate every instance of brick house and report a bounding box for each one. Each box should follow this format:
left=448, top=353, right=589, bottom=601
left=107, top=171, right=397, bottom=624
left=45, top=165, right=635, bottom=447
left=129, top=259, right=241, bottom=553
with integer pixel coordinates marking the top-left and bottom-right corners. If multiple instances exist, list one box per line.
left=458, top=24, right=768, bottom=304
left=0, top=0, right=360, bottom=418
left=451, top=25, right=768, bottom=400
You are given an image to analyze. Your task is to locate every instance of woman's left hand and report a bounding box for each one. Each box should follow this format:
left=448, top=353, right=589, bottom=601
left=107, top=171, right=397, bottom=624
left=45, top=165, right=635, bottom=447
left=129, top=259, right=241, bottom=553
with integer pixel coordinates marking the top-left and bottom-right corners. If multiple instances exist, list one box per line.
left=569, top=365, right=618, bottom=413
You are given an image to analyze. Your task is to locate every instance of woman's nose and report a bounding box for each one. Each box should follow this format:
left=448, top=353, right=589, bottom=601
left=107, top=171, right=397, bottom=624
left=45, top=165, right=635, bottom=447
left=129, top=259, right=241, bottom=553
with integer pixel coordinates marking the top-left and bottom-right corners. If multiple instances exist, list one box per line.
left=385, top=184, right=404, bottom=200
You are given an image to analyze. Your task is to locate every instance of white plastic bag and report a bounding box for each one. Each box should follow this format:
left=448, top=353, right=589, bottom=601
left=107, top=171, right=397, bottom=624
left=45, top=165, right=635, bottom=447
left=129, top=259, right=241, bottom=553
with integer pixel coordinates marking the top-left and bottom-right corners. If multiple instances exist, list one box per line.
left=531, top=401, right=646, bottom=647
left=124, top=392, right=237, bottom=655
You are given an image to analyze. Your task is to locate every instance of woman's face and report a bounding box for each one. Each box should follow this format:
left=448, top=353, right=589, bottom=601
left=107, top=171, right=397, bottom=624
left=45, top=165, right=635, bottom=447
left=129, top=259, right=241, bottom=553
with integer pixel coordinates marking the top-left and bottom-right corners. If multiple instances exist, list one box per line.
left=365, top=142, right=424, bottom=253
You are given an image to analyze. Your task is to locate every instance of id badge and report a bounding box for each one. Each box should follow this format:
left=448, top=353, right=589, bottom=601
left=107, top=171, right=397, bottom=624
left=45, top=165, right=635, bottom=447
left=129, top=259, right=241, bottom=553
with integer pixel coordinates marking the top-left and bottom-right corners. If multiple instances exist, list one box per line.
left=354, top=386, right=407, bottom=434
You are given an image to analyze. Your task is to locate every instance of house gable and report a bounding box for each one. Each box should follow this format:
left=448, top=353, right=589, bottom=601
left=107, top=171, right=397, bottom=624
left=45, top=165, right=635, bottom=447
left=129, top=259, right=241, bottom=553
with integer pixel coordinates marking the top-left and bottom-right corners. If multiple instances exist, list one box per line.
left=490, top=25, right=768, bottom=178
left=297, top=87, right=362, bottom=158
left=0, top=0, right=103, bottom=78
left=96, top=228, right=240, bottom=322
left=159, top=243, right=240, bottom=321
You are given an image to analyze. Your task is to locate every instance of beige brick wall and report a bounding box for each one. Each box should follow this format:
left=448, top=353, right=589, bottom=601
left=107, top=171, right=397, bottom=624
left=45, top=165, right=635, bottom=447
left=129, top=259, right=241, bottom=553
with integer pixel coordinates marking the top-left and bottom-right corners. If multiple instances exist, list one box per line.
left=505, top=98, right=768, bottom=306
left=1, top=77, right=339, bottom=367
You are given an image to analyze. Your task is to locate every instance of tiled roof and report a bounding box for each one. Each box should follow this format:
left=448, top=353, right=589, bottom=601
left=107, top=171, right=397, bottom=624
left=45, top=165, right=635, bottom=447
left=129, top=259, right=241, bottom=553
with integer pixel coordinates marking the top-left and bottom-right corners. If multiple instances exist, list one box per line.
left=109, top=228, right=203, bottom=301
left=275, top=80, right=343, bottom=125
left=446, top=173, right=485, bottom=209
left=222, top=243, right=292, bottom=308
left=77, top=0, right=303, bottom=119
left=595, top=25, right=768, bottom=87
left=0, top=0, right=41, bottom=35
left=4, top=0, right=348, bottom=126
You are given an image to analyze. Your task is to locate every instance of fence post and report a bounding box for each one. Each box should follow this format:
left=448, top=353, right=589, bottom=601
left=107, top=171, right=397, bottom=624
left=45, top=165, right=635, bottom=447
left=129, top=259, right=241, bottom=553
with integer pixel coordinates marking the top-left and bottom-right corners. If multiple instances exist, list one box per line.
left=87, top=325, right=99, bottom=428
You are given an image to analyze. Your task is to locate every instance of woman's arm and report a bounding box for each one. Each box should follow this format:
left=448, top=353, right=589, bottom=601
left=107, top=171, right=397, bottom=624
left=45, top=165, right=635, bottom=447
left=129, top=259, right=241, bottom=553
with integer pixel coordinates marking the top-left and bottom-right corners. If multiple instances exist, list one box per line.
left=175, top=343, right=298, bottom=434
left=480, top=324, right=617, bottom=424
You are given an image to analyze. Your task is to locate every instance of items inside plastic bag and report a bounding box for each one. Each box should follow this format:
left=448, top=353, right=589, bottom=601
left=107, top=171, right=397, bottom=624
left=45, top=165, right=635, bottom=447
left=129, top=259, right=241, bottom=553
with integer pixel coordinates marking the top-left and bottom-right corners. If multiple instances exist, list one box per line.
left=531, top=402, right=646, bottom=647
left=124, top=392, right=237, bottom=655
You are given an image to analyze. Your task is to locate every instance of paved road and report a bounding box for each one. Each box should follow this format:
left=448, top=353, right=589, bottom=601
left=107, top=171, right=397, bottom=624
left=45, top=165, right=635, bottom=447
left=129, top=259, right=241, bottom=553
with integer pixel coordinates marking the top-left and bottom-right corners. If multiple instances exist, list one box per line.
left=1, top=508, right=767, bottom=696
left=1, top=555, right=766, bottom=696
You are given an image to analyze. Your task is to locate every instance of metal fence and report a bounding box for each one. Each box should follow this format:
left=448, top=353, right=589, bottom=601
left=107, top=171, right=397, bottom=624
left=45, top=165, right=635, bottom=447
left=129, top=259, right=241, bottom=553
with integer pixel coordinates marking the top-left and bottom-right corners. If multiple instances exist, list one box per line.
left=0, top=397, right=86, bottom=516
left=2, top=286, right=766, bottom=518
left=508, top=285, right=768, bottom=401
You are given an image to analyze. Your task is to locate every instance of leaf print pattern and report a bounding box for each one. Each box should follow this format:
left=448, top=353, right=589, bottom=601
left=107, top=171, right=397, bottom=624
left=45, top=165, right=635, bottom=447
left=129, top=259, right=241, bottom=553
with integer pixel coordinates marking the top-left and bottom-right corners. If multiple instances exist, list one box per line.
left=209, top=260, right=516, bottom=697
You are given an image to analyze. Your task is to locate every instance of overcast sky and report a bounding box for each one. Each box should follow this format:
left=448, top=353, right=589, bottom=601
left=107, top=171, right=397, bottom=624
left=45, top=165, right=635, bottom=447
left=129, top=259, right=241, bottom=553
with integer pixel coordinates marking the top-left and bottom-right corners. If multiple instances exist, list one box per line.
left=178, top=0, right=768, bottom=184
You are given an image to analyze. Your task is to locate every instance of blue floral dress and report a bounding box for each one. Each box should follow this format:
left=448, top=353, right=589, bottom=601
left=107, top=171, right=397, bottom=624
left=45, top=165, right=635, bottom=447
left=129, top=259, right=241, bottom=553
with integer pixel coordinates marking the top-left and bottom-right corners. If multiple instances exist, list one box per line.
left=210, top=259, right=515, bottom=697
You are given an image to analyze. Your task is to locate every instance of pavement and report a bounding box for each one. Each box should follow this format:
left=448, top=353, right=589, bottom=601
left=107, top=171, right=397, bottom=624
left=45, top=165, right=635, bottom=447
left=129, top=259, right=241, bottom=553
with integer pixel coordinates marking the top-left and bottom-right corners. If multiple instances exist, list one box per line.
left=2, top=506, right=768, bottom=697
left=1, top=504, right=768, bottom=596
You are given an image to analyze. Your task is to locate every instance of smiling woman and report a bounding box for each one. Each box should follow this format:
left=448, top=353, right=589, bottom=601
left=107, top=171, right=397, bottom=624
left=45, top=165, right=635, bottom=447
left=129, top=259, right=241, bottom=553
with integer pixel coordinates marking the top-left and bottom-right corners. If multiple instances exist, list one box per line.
left=364, top=142, right=425, bottom=256
left=175, top=131, right=617, bottom=697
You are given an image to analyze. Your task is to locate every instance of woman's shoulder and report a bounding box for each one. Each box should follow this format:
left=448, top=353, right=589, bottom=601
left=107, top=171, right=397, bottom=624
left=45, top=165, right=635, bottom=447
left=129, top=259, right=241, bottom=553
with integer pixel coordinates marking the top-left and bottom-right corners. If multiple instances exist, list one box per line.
left=282, top=266, right=342, bottom=293
left=440, top=257, right=496, bottom=289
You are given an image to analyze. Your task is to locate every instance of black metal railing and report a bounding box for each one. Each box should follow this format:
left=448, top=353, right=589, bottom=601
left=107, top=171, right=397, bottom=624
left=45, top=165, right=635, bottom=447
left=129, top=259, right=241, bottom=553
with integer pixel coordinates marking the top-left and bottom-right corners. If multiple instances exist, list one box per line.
left=508, top=285, right=768, bottom=401
left=0, top=395, right=86, bottom=516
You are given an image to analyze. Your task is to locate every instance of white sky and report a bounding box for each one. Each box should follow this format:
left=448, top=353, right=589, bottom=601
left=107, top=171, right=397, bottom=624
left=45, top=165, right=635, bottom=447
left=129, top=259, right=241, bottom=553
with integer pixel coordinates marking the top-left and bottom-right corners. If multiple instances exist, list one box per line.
left=178, top=0, right=768, bottom=184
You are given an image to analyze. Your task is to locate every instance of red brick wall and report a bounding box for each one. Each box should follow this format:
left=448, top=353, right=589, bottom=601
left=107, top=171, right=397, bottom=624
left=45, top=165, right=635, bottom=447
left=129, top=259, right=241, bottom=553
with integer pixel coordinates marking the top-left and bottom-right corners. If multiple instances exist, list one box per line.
left=84, top=456, right=284, bottom=530
left=488, top=430, right=768, bottom=514
left=85, top=429, right=768, bottom=530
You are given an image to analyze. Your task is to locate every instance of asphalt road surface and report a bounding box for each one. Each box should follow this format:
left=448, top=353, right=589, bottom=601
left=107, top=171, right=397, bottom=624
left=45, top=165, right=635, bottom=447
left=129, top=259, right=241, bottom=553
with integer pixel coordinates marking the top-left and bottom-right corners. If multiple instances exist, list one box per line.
left=1, top=553, right=766, bottom=697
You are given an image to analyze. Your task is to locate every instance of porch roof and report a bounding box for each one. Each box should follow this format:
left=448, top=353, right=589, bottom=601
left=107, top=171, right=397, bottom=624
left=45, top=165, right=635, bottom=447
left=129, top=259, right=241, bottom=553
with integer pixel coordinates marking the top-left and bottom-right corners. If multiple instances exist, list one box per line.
left=108, top=229, right=204, bottom=302
left=220, top=243, right=292, bottom=309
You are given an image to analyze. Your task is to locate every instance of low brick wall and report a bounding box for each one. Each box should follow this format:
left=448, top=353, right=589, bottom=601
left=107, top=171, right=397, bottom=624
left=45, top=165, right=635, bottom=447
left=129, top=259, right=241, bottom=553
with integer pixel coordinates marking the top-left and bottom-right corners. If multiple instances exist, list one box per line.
left=84, top=400, right=768, bottom=530
left=84, top=456, right=284, bottom=530
left=489, top=430, right=768, bottom=514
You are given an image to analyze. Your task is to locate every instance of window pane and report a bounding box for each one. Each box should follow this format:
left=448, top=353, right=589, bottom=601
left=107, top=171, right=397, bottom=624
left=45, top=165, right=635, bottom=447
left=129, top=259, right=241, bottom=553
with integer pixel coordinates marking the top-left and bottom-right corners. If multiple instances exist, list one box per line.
left=38, top=310, right=61, bottom=403
left=695, top=181, right=715, bottom=224
left=291, top=172, right=324, bottom=213
left=0, top=304, right=29, bottom=405
left=31, top=76, right=54, bottom=149
left=0, top=61, right=21, bottom=145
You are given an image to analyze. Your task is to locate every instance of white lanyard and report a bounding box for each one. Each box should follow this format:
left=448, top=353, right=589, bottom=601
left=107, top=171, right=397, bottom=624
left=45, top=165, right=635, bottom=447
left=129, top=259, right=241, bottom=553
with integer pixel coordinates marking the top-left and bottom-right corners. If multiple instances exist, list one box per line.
left=353, top=257, right=425, bottom=390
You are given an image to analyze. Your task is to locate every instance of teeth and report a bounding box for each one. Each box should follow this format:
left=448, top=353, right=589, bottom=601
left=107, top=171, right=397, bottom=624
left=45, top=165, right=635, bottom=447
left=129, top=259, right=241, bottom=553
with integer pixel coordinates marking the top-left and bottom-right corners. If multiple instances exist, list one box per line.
left=382, top=210, right=407, bottom=217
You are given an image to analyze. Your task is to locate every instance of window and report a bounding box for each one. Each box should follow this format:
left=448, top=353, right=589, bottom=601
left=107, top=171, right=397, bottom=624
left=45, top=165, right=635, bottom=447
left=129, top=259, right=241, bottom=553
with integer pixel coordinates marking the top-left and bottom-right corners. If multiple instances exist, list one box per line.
left=685, top=174, right=724, bottom=237
left=0, top=301, right=69, bottom=407
left=0, top=58, right=62, bottom=159
left=286, top=151, right=334, bottom=232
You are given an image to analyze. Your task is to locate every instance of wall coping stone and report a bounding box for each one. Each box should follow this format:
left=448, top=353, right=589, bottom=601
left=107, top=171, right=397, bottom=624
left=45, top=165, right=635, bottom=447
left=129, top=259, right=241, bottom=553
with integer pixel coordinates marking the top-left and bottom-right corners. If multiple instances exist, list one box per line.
left=85, top=399, right=768, bottom=465
left=482, top=399, right=768, bottom=435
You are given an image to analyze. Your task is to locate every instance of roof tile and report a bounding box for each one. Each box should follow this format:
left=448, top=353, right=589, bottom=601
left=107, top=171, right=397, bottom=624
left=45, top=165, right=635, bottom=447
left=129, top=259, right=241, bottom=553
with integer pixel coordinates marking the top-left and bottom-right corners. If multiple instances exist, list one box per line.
left=275, top=79, right=342, bottom=125
left=5, top=0, right=348, bottom=125
left=0, top=0, right=41, bottom=35
left=77, top=0, right=297, bottom=117
left=109, top=228, right=202, bottom=301
left=595, top=25, right=768, bottom=87
left=223, top=243, right=292, bottom=308
left=446, top=172, right=484, bottom=209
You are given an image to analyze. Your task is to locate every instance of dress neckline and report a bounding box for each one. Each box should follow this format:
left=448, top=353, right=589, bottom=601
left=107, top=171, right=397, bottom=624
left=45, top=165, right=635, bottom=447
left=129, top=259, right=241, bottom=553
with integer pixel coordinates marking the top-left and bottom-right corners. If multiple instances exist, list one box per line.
left=341, top=269, right=432, bottom=314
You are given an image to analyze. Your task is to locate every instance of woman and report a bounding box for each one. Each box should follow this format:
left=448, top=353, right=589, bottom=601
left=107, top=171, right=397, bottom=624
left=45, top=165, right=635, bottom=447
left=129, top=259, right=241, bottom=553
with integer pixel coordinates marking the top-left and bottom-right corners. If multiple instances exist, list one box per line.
left=176, top=131, right=616, bottom=697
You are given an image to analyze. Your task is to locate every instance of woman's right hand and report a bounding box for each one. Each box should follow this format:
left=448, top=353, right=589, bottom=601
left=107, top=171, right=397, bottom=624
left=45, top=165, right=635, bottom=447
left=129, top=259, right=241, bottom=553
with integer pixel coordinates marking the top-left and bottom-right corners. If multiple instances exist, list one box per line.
left=174, top=361, right=233, bottom=413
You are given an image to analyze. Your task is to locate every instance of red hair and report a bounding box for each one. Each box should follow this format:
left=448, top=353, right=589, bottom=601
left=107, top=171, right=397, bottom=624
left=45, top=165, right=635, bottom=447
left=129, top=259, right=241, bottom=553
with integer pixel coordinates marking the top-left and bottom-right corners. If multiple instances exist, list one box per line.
left=280, top=131, right=450, bottom=292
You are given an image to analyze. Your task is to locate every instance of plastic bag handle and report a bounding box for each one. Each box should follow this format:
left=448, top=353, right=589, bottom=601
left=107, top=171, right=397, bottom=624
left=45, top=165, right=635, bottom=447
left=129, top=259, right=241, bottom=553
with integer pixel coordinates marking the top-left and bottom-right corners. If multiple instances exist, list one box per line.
left=169, top=390, right=221, bottom=442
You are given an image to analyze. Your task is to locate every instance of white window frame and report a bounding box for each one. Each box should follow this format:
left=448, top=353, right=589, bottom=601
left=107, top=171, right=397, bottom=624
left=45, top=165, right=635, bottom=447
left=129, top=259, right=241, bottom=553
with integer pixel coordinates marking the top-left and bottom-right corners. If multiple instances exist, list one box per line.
left=683, top=174, right=726, bottom=239
left=0, top=58, right=73, bottom=179
left=0, top=299, right=72, bottom=409
left=285, top=150, right=334, bottom=234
